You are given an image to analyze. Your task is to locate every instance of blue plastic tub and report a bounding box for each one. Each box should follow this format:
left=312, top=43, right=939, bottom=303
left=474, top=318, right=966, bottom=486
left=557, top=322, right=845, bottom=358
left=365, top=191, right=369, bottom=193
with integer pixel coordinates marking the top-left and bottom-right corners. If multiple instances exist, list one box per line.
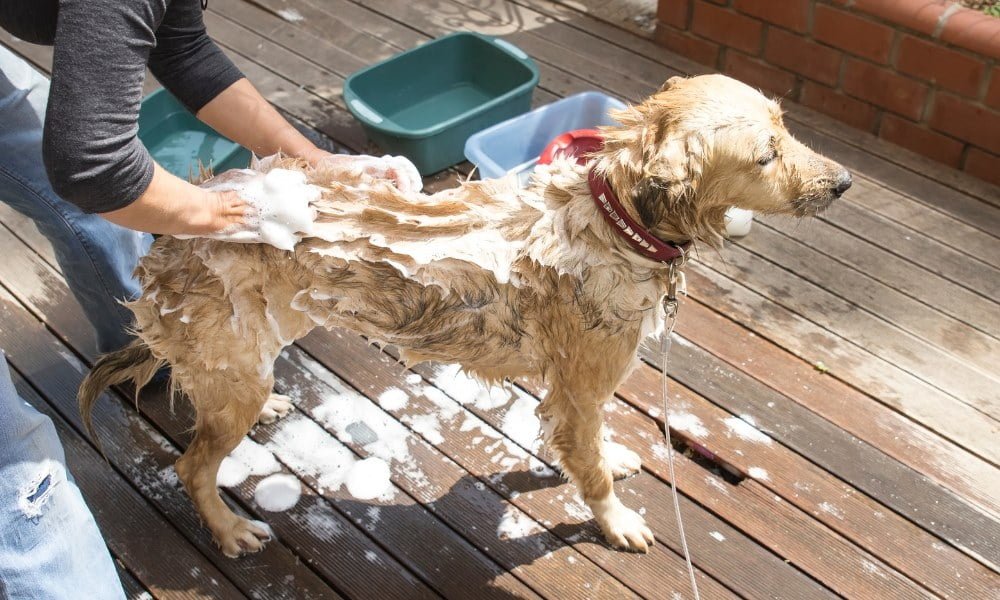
left=137, top=89, right=251, bottom=179
left=464, top=91, right=627, bottom=185
left=344, top=32, right=539, bottom=175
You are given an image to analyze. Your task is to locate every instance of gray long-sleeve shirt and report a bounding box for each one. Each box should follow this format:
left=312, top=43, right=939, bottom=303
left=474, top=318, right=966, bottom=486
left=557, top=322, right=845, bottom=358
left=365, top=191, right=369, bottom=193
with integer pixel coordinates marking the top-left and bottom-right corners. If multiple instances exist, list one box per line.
left=0, top=0, right=244, bottom=213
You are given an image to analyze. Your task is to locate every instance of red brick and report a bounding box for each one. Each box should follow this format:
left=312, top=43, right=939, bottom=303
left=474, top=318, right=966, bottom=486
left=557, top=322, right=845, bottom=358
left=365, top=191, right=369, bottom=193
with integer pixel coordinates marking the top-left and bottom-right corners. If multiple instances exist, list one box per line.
left=963, top=147, right=1000, bottom=187
left=878, top=114, right=964, bottom=167
left=764, top=28, right=842, bottom=86
left=652, top=26, right=721, bottom=67
left=850, top=0, right=950, bottom=36
left=799, top=81, right=879, bottom=131
left=734, top=0, right=809, bottom=33
left=842, top=59, right=929, bottom=120
left=691, top=1, right=764, bottom=55
left=723, top=51, right=797, bottom=98
left=896, top=35, right=985, bottom=98
left=813, top=5, right=894, bottom=64
left=939, top=7, right=1000, bottom=60
left=928, top=93, right=1000, bottom=155
left=657, top=0, right=691, bottom=29
left=986, top=67, right=1000, bottom=111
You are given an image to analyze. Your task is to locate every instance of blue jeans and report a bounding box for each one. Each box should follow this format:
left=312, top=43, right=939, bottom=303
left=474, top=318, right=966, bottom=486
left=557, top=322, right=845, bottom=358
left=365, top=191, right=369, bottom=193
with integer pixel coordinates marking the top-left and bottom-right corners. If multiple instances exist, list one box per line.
left=0, top=46, right=141, bottom=598
left=0, top=354, right=124, bottom=600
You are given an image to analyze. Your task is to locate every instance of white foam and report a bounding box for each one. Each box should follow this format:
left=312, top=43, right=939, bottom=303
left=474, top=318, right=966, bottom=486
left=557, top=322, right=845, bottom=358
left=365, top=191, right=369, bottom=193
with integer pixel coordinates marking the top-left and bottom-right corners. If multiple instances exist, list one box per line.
left=378, top=387, right=409, bottom=411
left=709, top=531, right=726, bottom=542
left=432, top=364, right=512, bottom=410
left=404, top=413, right=444, bottom=445
left=183, top=168, right=320, bottom=251
left=496, top=507, right=543, bottom=539
left=277, top=8, right=304, bottom=22
left=254, top=474, right=301, bottom=512
left=217, top=438, right=281, bottom=487
left=723, top=416, right=772, bottom=445
left=748, top=467, right=770, bottom=481
left=345, top=457, right=392, bottom=500
left=501, top=394, right=540, bottom=450
left=668, top=412, right=708, bottom=438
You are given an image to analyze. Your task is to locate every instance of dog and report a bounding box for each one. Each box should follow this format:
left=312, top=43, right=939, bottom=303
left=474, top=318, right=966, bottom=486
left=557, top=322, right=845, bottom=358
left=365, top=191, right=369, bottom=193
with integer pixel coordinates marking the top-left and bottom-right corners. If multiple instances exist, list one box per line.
left=79, top=74, right=851, bottom=557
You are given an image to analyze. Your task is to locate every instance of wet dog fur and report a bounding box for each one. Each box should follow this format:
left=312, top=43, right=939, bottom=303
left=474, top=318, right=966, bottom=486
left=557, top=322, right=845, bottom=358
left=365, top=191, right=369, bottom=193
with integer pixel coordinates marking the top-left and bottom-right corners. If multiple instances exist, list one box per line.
left=79, top=75, right=850, bottom=557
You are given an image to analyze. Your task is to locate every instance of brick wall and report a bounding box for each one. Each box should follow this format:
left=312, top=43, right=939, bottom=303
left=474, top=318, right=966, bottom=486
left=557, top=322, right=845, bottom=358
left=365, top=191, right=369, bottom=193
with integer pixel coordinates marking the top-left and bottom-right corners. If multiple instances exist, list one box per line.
left=654, top=0, right=1000, bottom=186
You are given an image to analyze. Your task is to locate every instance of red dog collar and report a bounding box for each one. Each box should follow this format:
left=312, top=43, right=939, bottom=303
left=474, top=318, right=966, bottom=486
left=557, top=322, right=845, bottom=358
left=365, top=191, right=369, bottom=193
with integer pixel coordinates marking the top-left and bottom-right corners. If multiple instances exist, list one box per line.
left=538, top=129, right=690, bottom=264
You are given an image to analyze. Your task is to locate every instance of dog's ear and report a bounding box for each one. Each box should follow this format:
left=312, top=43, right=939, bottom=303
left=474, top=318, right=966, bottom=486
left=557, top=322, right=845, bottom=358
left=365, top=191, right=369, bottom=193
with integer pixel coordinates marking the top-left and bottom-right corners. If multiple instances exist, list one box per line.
left=631, top=134, right=703, bottom=230
left=657, top=76, right=685, bottom=93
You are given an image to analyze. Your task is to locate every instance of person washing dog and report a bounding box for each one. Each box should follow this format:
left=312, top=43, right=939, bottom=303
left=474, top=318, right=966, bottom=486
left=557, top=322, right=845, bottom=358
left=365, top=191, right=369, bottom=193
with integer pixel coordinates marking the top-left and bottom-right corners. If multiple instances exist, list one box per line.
left=0, top=1, right=418, bottom=597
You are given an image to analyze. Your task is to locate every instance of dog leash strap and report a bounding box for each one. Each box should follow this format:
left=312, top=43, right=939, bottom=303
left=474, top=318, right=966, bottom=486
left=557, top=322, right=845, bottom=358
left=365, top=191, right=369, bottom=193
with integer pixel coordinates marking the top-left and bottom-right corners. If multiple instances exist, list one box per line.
left=662, top=259, right=700, bottom=600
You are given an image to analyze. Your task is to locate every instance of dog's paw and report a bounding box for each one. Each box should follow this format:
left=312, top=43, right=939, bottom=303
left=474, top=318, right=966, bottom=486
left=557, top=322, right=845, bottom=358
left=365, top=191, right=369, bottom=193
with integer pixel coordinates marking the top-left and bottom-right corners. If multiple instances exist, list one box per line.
left=605, top=441, right=642, bottom=479
left=217, top=518, right=273, bottom=558
left=258, top=394, right=294, bottom=425
left=592, top=496, right=655, bottom=553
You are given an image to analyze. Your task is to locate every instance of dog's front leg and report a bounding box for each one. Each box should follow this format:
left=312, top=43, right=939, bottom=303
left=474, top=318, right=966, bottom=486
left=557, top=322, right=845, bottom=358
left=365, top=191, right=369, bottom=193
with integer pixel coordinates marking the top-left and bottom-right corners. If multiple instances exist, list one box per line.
left=542, top=388, right=654, bottom=553
left=173, top=369, right=275, bottom=557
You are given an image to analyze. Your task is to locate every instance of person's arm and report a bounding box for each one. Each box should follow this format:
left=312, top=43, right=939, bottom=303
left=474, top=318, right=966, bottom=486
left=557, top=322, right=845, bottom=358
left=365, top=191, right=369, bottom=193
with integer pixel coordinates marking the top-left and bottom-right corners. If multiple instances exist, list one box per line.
left=100, top=164, right=247, bottom=235
left=195, top=79, right=326, bottom=164
left=44, top=0, right=244, bottom=235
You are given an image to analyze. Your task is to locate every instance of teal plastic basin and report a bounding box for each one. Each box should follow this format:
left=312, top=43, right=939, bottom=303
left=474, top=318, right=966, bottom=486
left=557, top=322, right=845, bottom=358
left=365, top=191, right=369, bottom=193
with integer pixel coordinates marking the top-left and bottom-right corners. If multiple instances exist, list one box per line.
left=344, top=32, right=540, bottom=175
left=137, top=89, right=251, bottom=179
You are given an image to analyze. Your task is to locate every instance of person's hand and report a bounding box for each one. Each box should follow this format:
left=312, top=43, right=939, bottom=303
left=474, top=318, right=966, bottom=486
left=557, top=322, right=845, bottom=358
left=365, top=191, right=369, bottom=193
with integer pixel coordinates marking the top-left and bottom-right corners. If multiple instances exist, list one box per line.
left=304, top=150, right=423, bottom=194
left=175, top=168, right=320, bottom=251
left=191, top=189, right=252, bottom=235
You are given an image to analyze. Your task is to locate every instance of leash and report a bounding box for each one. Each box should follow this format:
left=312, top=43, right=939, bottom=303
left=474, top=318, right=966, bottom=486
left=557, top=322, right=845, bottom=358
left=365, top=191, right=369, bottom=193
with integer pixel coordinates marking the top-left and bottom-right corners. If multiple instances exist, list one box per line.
left=661, top=254, right=700, bottom=600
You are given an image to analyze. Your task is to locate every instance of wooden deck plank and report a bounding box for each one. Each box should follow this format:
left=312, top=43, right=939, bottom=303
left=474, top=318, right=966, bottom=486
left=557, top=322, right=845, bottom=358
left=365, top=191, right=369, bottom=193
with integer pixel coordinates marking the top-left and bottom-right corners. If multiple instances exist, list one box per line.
left=759, top=211, right=1000, bottom=340
left=298, top=329, right=838, bottom=600
left=0, top=306, right=246, bottom=600
left=616, top=362, right=1000, bottom=592
left=683, top=264, right=999, bottom=463
left=675, top=297, right=1000, bottom=519
left=246, top=412, right=542, bottom=599
left=407, top=367, right=930, bottom=599
left=735, top=223, right=1000, bottom=375
left=696, top=242, right=999, bottom=419
left=637, top=338, right=1000, bottom=568
left=273, top=347, right=649, bottom=600
left=786, top=197, right=1000, bottom=302
left=113, top=557, right=152, bottom=600
left=275, top=348, right=739, bottom=600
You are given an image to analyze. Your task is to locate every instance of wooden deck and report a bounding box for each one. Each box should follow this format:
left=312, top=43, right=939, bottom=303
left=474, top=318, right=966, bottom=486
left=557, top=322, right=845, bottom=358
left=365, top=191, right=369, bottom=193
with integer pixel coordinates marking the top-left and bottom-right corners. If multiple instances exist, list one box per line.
left=2, top=0, right=998, bottom=598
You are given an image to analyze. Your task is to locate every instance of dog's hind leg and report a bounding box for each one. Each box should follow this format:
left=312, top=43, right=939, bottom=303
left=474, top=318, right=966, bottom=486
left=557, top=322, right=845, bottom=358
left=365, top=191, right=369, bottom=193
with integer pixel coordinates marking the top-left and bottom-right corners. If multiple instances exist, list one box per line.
left=173, top=369, right=275, bottom=557
left=542, top=388, right=654, bottom=553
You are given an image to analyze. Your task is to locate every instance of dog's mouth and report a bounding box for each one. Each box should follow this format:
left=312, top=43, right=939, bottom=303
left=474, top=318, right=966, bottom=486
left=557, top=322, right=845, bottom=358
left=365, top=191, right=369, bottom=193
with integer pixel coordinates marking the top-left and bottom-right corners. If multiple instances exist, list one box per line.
left=791, top=192, right=837, bottom=217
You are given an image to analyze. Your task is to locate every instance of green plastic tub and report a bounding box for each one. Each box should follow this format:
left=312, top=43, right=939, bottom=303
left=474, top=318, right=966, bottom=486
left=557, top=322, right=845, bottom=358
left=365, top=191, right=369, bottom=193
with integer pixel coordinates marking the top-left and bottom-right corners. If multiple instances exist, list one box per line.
left=137, top=89, right=251, bottom=179
left=344, top=32, right=540, bottom=175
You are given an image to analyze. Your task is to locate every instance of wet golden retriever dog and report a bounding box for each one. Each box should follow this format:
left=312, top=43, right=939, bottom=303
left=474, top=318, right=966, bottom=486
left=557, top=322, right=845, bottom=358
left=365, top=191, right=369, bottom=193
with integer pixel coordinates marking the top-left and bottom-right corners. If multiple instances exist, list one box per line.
left=79, top=74, right=850, bottom=557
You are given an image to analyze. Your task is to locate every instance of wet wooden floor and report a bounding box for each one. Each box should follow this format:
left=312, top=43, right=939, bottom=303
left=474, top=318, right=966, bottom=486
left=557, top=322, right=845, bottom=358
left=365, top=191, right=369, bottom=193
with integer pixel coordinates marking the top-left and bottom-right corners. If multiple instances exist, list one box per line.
left=1, top=0, right=997, bottom=597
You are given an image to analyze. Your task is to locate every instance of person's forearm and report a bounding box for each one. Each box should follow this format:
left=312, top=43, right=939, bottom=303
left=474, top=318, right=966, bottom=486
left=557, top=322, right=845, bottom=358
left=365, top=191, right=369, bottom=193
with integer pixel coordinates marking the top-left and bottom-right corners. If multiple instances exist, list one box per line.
left=195, top=78, right=324, bottom=163
left=99, top=163, right=246, bottom=235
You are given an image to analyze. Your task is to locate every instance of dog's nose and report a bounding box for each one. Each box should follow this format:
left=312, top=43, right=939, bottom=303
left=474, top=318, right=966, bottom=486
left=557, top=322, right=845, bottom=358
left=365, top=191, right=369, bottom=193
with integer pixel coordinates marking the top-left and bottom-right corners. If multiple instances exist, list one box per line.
left=832, top=171, right=852, bottom=197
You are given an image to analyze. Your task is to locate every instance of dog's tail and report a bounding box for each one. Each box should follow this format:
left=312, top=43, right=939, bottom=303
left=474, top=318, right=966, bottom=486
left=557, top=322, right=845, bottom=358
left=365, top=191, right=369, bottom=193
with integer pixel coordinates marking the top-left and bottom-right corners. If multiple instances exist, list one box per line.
left=78, top=339, right=165, bottom=451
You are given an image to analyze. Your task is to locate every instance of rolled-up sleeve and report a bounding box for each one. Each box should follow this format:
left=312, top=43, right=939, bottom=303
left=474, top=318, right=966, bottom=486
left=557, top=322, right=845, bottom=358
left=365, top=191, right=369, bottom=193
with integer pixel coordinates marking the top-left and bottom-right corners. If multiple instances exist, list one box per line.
left=43, top=0, right=160, bottom=213
left=148, top=0, right=244, bottom=114
left=41, top=0, right=244, bottom=214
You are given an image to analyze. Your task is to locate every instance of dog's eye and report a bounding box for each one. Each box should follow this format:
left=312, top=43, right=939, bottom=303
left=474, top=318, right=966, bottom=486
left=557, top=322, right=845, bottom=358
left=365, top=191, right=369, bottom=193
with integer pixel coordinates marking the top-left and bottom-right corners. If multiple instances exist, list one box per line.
left=757, top=150, right=777, bottom=166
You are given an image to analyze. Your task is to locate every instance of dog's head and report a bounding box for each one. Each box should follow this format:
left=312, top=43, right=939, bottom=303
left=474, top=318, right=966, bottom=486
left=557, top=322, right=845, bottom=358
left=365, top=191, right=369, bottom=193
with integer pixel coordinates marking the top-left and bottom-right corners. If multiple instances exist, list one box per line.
left=599, top=74, right=851, bottom=245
